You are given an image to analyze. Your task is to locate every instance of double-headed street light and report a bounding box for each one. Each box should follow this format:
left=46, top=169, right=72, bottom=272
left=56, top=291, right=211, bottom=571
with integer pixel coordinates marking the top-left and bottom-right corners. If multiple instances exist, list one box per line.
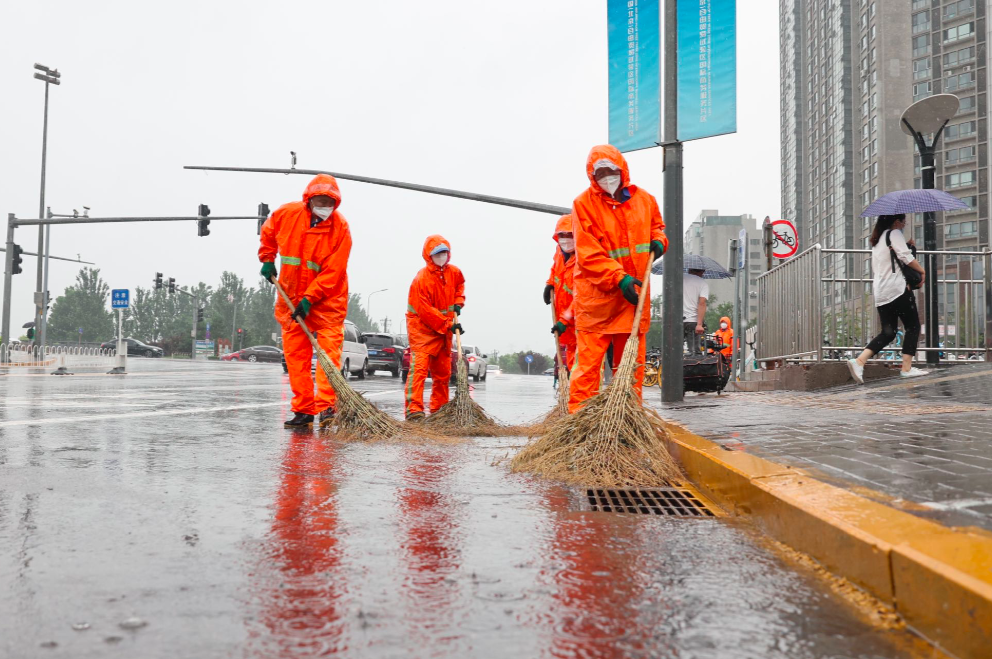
left=900, top=94, right=960, bottom=367
left=33, top=64, right=61, bottom=358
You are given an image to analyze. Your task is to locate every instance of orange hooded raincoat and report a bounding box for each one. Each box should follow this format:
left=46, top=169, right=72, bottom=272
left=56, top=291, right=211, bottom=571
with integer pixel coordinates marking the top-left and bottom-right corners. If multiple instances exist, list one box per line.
left=259, top=174, right=352, bottom=415
left=404, top=235, right=466, bottom=415
left=546, top=214, right=577, bottom=368
left=713, top=316, right=734, bottom=359
left=568, top=145, right=667, bottom=413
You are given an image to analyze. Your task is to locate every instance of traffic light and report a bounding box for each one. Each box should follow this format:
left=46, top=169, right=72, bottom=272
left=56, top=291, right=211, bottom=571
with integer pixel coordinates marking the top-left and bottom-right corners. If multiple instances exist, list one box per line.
left=237, top=328, right=243, bottom=336
left=168, top=277, right=176, bottom=294
left=196, top=307, right=204, bottom=323
left=154, top=272, right=163, bottom=290
left=197, top=204, right=211, bottom=237
left=11, top=244, right=23, bottom=275
left=257, top=202, right=269, bottom=235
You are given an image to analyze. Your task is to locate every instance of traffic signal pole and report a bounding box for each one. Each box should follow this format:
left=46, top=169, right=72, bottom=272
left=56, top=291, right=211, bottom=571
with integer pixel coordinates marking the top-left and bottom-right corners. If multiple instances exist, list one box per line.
left=3, top=214, right=16, bottom=353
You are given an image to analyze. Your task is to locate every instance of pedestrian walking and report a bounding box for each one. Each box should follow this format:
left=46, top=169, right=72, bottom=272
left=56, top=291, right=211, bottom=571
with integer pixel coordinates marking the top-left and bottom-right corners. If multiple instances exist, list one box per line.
left=544, top=214, right=577, bottom=370
left=682, top=268, right=708, bottom=355
left=259, top=174, right=353, bottom=429
left=847, top=213, right=928, bottom=384
left=567, top=145, right=667, bottom=413
left=404, top=235, right=466, bottom=421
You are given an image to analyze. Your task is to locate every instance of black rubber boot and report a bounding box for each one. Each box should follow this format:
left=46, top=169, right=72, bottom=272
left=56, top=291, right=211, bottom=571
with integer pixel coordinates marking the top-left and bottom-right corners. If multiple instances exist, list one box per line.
left=284, top=412, right=314, bottom=428
left=318, top=409, right=335, bottom=429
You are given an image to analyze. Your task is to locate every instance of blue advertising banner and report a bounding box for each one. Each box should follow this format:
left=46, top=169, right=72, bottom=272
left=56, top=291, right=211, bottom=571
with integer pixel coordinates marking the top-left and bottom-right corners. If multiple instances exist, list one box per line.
left=608, top=0, right=661, bottom=152
left=677, top=0, right=736, bottom=141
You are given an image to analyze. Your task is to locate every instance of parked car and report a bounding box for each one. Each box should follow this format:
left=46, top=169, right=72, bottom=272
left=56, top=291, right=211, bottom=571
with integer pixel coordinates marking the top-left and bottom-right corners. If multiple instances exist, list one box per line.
left=223, top=345, right=283, bottom=363
left=361, top=332, right=408, bottom=377
left=281, top=320, right=368, bottom=378
left=100, top=337, right=163, bottom=358
left=401, top=346, right=469, bottom=384
left=460, top=344, right=489, bottom=382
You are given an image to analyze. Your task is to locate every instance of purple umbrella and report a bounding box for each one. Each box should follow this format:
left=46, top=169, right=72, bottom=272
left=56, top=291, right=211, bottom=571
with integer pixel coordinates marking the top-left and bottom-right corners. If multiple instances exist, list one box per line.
left=860, top=189, right=969, bottom=217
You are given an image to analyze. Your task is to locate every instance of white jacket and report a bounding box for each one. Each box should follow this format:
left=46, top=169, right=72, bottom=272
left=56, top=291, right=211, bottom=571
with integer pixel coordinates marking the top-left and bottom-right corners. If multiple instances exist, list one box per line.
left=872, top=229, right=915, bottom=307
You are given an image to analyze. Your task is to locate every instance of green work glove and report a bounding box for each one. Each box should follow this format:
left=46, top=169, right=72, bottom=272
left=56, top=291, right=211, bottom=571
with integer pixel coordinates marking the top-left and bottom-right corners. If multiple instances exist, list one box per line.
left=618, top=275, right=642, bottom=305
left=453, top=304, right=463, bottom=315
left=260, top=261, right=277, bottom=281
left=551, top=321, right=567, bottom=336
left=291, top=297, right=311, bottom=321
left=450, top=323, right=465, bottom=336
left=650, top=240, right=666, bottom=258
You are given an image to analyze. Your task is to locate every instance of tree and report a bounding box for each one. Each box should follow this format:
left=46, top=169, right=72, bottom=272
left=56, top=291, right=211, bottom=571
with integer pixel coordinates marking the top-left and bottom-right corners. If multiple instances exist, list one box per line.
left=346, top=293, right=380, bottom=333
left=517, top=351, right=550, bottom=374
left=47, top=268, right=115, bottom=343
left=645, top=293, right=663, bottom=350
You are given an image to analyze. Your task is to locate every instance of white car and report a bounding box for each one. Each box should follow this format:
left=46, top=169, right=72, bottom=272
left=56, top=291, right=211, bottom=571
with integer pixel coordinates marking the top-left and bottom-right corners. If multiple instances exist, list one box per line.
left=486, top=363, right=501, bottom=375
left=461, top=344, right=488, bottom=382
left=341, top=320, right=369, bottom=379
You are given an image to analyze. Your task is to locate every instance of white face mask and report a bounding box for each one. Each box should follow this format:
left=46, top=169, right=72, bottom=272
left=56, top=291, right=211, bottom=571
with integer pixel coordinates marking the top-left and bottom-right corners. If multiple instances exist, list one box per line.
left=312, top=206, right=333, bottom=220
left=558, top=237, right=575, bottom=253
left=720, top=323, right=728, bottom=330
left=597, top=174, right=622, bottom=195
left=431, top=252, right=449, bottom=267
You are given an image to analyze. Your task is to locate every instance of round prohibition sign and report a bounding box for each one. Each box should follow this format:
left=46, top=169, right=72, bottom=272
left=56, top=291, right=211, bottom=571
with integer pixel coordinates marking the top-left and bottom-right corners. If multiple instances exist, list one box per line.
left=771, top=219, right=799, bottom=259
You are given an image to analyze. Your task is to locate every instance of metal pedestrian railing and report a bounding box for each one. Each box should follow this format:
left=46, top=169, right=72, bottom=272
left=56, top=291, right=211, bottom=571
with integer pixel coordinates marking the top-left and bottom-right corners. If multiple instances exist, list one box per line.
left=0, top=343, right=119, bottom=371
left=756, top=245, right=992, bottom=363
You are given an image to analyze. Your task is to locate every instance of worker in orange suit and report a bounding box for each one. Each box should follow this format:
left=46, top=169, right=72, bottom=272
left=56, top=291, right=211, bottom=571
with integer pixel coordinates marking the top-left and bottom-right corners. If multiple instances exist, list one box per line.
left=404, top=235, right=465, bottom=421
left=259, top=174, right=352, bottom=429
left=543, top=214, right=577, bottom=371
left=713, top=316, right=734, bottom=359
left=568, top=145, right=667, bottom=414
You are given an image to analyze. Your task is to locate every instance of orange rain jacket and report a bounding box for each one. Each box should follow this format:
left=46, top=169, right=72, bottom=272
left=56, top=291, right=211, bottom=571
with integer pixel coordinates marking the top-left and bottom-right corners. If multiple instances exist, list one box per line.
left=571, top=145, right=668, bottom=335
left=714, top=316, right=734, bottom=358
left=406, top=235, right=466, bottom=357
left=259, top=174, right=353, bottom=332
left=545, top=214, right=576, bottom=347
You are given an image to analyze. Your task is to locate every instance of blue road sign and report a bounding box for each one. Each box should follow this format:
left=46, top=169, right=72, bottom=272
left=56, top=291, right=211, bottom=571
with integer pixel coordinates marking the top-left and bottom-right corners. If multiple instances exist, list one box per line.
left=111, top=289, right=130, bottom=309
left=525, top=354, right=534, bottom=364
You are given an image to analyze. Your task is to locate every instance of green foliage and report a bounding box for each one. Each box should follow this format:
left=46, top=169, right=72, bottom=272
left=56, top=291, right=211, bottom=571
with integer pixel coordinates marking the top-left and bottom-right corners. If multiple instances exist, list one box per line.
left=47, top=268, right=115, bottom=343
left=497, top=350, right=551, bottom=374
left=347, top=293, right=380, bottom=333
left=645, top=293, right=662, bottom=350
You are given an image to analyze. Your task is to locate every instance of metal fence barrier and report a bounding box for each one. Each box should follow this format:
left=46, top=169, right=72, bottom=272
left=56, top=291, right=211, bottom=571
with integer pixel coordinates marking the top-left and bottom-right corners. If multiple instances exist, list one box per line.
left=0, top=343, right=120, bottom=372
left=757, top=245, right=992, bottom=363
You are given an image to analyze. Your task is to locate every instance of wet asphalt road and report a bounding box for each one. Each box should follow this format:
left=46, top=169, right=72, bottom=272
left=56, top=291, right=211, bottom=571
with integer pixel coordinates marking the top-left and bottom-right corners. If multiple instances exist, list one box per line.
left=0, top=360, right=932, bottom=658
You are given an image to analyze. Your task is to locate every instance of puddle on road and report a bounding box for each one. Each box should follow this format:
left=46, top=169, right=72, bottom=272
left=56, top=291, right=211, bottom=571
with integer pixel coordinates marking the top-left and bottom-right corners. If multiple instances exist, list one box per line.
left=239, top=435, right=929, bottom=659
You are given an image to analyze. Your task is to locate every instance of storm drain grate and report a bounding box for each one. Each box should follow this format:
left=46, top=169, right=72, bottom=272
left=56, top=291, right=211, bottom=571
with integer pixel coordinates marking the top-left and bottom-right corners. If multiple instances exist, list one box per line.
left=586, top=488, right=716, bottom=517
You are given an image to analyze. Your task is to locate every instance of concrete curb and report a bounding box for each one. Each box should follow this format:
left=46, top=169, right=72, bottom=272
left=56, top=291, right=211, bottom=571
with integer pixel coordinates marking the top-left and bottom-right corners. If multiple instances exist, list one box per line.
left=663, top=423, right=992, bottom=659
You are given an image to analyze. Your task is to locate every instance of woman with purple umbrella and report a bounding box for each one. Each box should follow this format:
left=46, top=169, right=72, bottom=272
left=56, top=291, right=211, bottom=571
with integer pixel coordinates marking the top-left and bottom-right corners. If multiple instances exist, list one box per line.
left=847, top=214, right=928, bottom=384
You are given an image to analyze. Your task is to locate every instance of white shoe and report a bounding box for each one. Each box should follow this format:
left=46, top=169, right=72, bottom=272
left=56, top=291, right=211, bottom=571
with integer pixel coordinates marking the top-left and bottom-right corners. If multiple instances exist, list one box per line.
left=846, top=359, right=864, bottom=384
left=900, top=367, right=930, bottom=378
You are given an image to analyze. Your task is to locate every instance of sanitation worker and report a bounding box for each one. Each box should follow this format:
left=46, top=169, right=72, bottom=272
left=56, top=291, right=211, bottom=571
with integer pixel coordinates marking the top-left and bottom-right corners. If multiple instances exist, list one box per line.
left=404, top=235, right=465, bottom=421
left=259, top=174, right=352, bottom=429
left=713, top=316, right=734, bottom=359
left=568, top=144, right=667, bottom=413
left=543, top=214, right=577, bottom=371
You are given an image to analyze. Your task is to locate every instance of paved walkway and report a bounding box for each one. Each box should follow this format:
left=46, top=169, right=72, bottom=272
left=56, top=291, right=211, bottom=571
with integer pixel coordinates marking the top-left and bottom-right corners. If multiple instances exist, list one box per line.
left=654, top=363, right=992, bottom=531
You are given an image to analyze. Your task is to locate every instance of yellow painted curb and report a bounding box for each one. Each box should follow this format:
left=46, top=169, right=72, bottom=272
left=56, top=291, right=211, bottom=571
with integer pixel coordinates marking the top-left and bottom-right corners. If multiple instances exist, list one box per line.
left=663, top=423, right=992, bottom=659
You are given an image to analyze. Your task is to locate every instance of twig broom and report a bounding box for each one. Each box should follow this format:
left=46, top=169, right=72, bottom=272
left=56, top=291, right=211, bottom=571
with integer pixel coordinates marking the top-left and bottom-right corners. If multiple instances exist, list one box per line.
left=425, top=327, right=505, bottom=436
left=529, top=291, right=571, bottom=430
left=271, top=277, right=406, bottom=441
left=511, top=258, right=683, bottom=487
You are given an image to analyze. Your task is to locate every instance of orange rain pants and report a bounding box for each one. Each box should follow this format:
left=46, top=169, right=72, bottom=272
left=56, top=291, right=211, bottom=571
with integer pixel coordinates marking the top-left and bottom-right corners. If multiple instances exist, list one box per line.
left=405, top=351, right=452, bottom=415
left=568, top=330, right=646, bottom=414
left=282, top=323, right=343, bottom=415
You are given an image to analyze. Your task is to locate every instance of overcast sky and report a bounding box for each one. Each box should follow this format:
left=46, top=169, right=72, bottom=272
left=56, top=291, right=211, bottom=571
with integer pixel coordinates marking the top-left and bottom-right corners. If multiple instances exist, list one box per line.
left=0, top=1, right=780, bottom=353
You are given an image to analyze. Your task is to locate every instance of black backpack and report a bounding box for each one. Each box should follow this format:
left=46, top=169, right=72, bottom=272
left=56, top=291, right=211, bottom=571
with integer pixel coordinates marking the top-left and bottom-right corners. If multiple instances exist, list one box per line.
left=886, top=230, right=923, bottom=290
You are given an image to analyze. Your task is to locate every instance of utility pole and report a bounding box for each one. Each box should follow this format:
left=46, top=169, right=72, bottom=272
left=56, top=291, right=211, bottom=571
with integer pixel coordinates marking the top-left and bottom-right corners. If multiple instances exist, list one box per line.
left=33, top=64, right=60, bottom=359
left=660, top=0, right=684, bottom=403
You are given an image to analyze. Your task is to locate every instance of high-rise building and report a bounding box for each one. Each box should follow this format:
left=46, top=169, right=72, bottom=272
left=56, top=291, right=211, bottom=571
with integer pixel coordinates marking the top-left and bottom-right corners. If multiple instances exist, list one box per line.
left=683, top=210, right=764, bottom=321
left=781, top=0, right=989, bottom=292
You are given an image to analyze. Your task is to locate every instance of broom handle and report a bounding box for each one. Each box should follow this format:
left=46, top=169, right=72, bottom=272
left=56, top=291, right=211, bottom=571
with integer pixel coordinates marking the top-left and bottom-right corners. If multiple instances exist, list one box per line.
left=269, top=276, right=321, bottom=351
left=550, top=290, right=563, bottom=364
left=454, top=324, right=463, bottom=359
left=630, top=256, right=655, bottom=334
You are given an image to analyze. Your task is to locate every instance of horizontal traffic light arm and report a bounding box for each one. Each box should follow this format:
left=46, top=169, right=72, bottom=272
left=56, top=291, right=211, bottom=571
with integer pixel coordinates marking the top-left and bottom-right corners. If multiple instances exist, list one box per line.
left=10, top=215, right=261, bottom=227
left=0, top=247, right=94, bottom=264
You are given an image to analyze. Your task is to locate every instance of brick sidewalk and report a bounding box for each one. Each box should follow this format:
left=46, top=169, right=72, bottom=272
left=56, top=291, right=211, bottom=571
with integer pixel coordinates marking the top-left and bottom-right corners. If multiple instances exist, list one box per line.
left=652, top=363, right=992, bottom=531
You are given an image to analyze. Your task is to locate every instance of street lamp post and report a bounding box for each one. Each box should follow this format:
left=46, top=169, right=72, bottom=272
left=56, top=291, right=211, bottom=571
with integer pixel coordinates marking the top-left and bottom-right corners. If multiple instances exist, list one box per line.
left=367, top=289, right=387, bottom=330
left=33, top=64, right=60, bottom=359
left=900, top=94, right=960, bottom=367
